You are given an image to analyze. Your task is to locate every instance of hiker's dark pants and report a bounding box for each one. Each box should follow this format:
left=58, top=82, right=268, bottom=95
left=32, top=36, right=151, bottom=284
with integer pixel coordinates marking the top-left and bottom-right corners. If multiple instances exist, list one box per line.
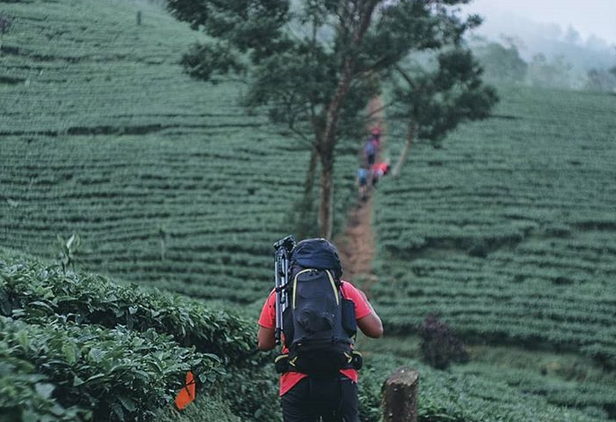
left=281, top=375, right=359, bottom=422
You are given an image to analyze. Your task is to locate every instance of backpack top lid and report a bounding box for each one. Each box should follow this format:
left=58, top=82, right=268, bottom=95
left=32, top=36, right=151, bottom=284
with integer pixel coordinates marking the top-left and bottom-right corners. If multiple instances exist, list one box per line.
left=291, top=238, right=343, bottom=279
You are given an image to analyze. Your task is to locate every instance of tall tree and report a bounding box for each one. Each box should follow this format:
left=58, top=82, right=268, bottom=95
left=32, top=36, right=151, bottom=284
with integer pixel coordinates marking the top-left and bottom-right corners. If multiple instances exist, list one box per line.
left=166, top=0, right=482, bottom=238
left=391, top=48, right=498, bottom=177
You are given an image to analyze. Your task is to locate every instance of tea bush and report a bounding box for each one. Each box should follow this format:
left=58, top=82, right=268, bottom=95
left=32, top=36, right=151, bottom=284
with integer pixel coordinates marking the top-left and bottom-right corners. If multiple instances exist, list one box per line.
left=0, top=254, right=254, bottom=362
left=0, top=316, right=221, bottom=421
left=0, top=354, right=87, bottom=421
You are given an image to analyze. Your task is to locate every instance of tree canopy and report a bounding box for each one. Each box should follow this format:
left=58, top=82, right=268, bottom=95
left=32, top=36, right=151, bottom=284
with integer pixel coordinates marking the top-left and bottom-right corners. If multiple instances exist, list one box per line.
left=167, top=0, right=487, bottom=238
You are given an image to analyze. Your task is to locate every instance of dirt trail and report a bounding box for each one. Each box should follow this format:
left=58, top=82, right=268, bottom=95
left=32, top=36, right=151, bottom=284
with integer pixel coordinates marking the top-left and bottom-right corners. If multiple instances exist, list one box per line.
left=334, top=97, right=384, bottom=294
left=335, top=197, right=376, bottom=283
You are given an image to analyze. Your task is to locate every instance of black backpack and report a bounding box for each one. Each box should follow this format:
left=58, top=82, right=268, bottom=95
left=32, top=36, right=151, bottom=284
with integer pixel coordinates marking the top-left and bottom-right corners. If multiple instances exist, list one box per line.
left=280, top=239, right=359, bottom=377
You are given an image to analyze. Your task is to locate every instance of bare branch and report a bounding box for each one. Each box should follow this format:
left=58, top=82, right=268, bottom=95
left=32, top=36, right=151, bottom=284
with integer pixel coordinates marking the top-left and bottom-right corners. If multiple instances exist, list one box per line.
left=394, top=64, right=418, bottom=90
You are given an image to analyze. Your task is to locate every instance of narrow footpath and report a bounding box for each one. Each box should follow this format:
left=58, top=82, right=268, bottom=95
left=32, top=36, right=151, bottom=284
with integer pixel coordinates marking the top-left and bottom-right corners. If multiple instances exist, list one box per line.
left=334, top=97, right=384, bottom=295
left=335, top=197, right=376, bottom=285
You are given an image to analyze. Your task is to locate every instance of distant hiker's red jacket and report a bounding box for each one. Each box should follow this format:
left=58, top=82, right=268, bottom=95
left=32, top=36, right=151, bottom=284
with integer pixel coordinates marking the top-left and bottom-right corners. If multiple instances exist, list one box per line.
left=372, top=162, right=389, bottom=175
left=258, top=281, right=372, bottom=396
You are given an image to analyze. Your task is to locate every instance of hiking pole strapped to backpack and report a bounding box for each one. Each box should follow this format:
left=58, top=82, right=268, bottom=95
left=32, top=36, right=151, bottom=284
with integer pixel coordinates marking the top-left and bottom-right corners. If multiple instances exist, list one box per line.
left=273, top=235, right=296, bottom=346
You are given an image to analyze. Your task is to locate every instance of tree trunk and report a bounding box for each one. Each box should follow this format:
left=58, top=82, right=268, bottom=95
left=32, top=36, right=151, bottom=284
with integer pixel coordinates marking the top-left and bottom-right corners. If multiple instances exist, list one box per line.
left=392, top=121, right=416, bottom=178
left=315, top=1, right=379, bottom=239
left=318, top=153, right=334, bottom=239
left=304, top=147, right=318, bottom=196
left=383, top=367, right=419, bottom=422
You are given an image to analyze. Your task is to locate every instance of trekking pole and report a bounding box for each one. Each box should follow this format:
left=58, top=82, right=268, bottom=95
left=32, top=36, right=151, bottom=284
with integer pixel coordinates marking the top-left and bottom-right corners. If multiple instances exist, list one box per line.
left=273, top=235, right=296, bottom=345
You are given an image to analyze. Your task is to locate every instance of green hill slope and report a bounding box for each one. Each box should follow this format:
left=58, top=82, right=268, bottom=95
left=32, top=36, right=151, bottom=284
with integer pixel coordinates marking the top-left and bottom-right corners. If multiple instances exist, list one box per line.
left=372, top=86, right=616, bottom=418
left=374, top=86, right=616, bottom=363
left=2, top=248, right=608, bottom=422
left=3, top=0, right=616, bottom=421
left=0, top=0, right=355, bottom=304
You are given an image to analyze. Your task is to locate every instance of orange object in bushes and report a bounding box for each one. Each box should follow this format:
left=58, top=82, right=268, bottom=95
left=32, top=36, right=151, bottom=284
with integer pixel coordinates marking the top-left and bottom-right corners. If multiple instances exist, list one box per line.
left=175, top=371, right=196, bottom=410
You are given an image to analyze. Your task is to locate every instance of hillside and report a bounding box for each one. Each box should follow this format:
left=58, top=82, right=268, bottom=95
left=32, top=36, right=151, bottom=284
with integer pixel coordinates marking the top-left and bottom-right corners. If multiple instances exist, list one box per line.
left=2, top=0, right=616, bottom=421
left=372, top=85, right=616, bottom=418
left=1, top=248, right=608, bottom=422
left=0, top=0, right=356, bottom=304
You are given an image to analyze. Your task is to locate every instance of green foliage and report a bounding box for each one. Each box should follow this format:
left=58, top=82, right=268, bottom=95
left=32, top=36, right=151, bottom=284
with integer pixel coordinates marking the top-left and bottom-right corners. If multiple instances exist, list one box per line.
left=0, top=0, right=357, bottom=299
left=56, top=233, right=80, bottom=273
left=373, top=85, right=616, bottom=374
left=0, top=316, right=221, bottom=422
left=0, top=354, right=88, bottom=422
left=221, top=361, right=281, bottom=422
left=584, top=68, right=616, bottom=93
left=527, top=54, right=574, bottom=89
left=0, top=250, right=284, bottom=422
left=392, top=48, right=498, bottom=145
left=419, top=314, right=468, bottom=370
left=359, top=353, right=606, bottom=422
left=0, top=13, right=11, bottom=35
left=473, top=40, right=528, bottom=84
left=167, top=0, right=485, bottom=237
left=154, top=393, right=241, bottom=422
left=0, top=254, right=255, bottom=363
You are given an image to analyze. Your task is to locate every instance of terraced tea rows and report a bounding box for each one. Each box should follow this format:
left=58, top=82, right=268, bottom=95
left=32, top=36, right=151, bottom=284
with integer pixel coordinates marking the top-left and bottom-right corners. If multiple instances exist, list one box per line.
left=0, top=0, right=356, bottom=303
left=373, top=86, right=616, bottom=366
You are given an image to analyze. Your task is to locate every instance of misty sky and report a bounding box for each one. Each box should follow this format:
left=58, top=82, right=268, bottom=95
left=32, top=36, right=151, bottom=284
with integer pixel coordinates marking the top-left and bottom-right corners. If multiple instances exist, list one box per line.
left=463, top=0, right=616, bottom=45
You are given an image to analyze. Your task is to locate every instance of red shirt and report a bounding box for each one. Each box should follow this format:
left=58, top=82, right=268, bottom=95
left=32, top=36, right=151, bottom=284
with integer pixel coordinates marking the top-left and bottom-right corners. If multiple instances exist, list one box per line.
left=258, top=281, right=373, bottom=396
left=372, top=162, right=389, bottom=174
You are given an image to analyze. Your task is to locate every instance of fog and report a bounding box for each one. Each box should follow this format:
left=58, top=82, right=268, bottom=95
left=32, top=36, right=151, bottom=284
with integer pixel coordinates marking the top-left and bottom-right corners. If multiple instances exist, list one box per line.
left=460, top=0, right=616, bottom=78
left=463, top=0, right=616, bottom=45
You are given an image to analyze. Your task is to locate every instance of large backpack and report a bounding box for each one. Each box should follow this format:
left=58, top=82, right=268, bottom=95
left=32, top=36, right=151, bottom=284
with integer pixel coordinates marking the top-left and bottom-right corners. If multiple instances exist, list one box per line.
left=281, top=239, right=358, bottom=377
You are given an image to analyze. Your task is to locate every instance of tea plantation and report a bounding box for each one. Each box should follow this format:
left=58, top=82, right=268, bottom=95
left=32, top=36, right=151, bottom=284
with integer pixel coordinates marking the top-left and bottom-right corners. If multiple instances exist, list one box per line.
left=371, top=86, right=616, bottom=418
left=0, top=0, right=355, bottom=304
left=2, top=0, right=616, bottom=421
left=1, top=249, right=607, bottom=422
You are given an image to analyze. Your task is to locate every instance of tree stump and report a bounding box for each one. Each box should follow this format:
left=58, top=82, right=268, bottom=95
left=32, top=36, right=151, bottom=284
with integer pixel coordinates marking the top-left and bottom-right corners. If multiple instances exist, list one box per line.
left=382, top=367, right=419, bottom=422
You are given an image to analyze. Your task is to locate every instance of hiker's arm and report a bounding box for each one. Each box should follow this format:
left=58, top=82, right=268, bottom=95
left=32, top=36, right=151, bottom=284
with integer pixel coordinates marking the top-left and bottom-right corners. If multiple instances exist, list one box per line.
left=356, top=290, right=383, bottom=338
left=257, top=325, right=276, bottom=351
left=358, top=312, right=383, bottom=338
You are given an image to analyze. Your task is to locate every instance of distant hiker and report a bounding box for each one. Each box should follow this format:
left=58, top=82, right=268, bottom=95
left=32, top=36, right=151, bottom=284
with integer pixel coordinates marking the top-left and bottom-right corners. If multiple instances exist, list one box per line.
left=370, top=126, right=382, bottom=149
left=258, top=238, right=383, bottom=422
left=363, top=138, right=377, bottom=167
left=363, top=127, right=381, bottom=167
left=371, top=161, right=390, bottom=188
left=357, top=166, right=370, bottom=198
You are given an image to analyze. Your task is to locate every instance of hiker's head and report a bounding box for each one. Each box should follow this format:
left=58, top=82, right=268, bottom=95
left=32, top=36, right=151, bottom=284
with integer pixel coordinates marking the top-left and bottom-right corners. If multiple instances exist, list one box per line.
left=291, top=238, right=343, bottom=279
left=371, top=127, right=381, bottom=138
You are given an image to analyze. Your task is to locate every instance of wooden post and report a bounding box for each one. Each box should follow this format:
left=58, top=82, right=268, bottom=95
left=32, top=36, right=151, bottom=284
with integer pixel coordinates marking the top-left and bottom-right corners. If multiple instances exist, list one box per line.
left=136, top=11, right=142, bottom=26
left=382, top=367, right=419, bottom=422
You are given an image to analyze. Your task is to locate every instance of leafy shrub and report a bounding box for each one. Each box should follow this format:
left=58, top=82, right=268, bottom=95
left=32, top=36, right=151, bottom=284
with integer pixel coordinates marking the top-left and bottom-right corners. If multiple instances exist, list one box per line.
left=0, top=14, right=11, bottom=35
left=221, top=358, right=281, bottom=422
left=419, top=314, right=469, bottom=370
left=0, top=252, right=285, bottom=422
left=357, top=365, right=384, bottom=422
left=0, top=256, right=254, bottom=362
left=155, top=393, right=241, bottom=422
left=0, top=354, right=88, bottom=421
left=0, top=316, right=221, bottom=422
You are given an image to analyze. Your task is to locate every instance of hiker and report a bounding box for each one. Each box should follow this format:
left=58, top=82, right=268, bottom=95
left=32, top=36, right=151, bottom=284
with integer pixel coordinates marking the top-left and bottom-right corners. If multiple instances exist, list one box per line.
left=257, top=238, right=383, bottom=422
left=370, top=126, right=382, bottom=150
left=371, top=161, right=390, bottom=188
left=357, top=165, right=370, bottom=199
left=363, top=137, right=377, bottom=167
